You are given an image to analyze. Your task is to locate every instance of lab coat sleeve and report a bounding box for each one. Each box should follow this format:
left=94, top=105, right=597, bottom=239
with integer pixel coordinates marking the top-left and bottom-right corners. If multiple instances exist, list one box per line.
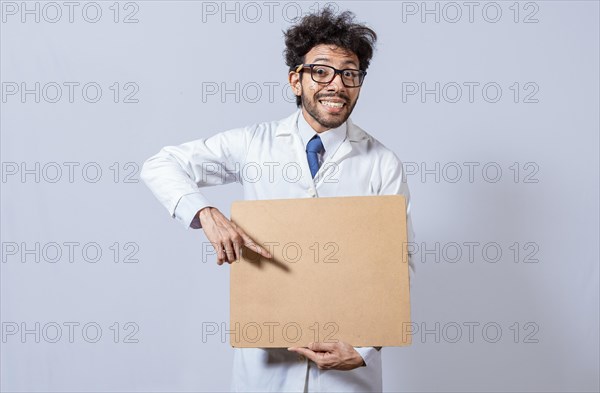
left=354, top=346, right=380, bottom=368
left=378, top=150, right=416, bottom=277
left=140, top=126, right=254, bottom=229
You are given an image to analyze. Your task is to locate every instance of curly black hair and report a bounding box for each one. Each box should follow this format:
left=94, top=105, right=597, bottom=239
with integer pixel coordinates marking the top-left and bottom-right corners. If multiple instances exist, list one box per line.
left=283, top=7, right=377, bottom=107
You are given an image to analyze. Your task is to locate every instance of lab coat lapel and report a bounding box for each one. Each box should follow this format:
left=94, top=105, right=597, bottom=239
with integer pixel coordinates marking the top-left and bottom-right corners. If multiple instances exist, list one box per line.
left=325, top=117, right=370, bottom=165
left=275, top=110, right=317, bottom=187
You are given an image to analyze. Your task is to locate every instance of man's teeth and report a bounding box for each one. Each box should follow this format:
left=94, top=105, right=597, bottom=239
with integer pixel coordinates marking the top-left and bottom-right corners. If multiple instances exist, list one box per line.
left=320, top=100, right=344, bottom=108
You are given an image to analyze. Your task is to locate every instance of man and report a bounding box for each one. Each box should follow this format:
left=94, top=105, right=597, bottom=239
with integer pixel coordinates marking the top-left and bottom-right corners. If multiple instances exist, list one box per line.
left=141, top=8, right=414, bottom=392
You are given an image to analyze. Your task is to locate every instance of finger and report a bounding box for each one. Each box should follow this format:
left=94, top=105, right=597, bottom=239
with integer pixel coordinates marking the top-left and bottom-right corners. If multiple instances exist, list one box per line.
left=216, top=241, right=230, bottom=265
left=240, top=233, right=272, bottom=259
left=228, top=231, right=244, bottom=262
left=287, top=347, right=319, bottom=363
left=308, top=342, right=336, bottom=352
left=213, top=242, right=226, bottom=265
left=233, top=243, right=242, bottom=262
left=223, top=240, right=236, bottom=264
left=230, top=223, right=272, bottom=259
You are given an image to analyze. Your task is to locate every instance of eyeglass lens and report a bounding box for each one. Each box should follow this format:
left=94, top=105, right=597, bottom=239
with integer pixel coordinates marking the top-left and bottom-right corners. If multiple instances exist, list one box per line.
left=310, top=65, right=364, bottom=87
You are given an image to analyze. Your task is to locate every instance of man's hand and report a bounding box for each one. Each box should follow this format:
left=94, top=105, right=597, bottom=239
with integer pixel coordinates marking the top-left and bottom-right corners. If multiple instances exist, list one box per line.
left=198, top=207, right=272, bottom=265
left=287, top=342, right=366, bottom=371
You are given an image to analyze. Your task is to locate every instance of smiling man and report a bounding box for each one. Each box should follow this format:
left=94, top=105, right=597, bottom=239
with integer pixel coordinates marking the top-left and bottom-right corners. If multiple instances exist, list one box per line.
left=141, top=7, right=414, bottom=393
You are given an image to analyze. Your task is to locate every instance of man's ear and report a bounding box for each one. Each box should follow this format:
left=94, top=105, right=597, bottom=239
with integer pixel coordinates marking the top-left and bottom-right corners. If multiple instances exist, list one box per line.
left=288, top=71, right=302, bottom=97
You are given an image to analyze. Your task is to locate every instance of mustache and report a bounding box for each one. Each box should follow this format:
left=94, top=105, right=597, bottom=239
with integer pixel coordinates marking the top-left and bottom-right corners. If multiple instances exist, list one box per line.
left=316, top=93, right=350, bottom=103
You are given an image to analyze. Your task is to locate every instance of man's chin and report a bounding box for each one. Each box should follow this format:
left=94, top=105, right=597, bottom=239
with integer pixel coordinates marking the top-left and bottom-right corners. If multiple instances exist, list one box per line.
left=315, top=111, right=348, bottom=130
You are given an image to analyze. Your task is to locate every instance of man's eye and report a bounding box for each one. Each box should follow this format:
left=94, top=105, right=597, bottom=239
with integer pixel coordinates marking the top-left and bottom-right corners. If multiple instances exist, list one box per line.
left=343, top=70, right=357, bottom=78
left=314, top=68, right=328, bottom=75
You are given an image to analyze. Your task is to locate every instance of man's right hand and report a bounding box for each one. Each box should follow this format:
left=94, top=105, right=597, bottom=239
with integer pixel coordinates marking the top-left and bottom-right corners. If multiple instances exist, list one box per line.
left=198, top=207, right=272, bottom=265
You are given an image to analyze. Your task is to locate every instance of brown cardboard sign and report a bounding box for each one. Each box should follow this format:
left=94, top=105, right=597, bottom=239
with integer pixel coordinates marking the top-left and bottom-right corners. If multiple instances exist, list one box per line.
left=230, top=195, right=411, bottom=348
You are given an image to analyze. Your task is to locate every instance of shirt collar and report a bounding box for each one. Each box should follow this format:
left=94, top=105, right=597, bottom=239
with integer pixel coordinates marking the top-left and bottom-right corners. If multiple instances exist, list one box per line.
left=296, top=110, right=347, bottom=156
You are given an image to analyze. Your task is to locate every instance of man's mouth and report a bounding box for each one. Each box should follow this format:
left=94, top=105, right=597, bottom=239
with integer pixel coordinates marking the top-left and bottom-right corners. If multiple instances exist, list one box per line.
left=318, top=99, right=346, bottom=112
left=319, top=100, right=344, bottom=108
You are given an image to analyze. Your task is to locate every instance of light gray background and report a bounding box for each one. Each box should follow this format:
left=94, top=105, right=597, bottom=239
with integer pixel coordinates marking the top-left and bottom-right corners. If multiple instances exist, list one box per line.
left=1, top=1, right=599, bottom=392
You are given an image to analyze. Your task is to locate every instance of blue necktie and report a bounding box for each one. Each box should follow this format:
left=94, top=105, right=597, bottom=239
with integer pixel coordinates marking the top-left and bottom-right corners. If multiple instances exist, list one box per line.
left=306, top=135, right=324, bottom=178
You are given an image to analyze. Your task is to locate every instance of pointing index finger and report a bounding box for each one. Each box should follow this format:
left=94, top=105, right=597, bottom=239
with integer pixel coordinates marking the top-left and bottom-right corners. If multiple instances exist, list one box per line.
left=239, top=232, right=272, bottom=259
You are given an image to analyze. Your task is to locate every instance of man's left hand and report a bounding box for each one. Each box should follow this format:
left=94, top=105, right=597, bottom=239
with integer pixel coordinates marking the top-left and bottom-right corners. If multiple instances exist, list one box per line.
left=287, top=342, right=365, bottom=371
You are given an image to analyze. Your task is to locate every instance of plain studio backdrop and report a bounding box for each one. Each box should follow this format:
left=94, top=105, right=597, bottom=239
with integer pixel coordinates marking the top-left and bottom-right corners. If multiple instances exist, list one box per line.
left=1, top=1, right=598, bottom=392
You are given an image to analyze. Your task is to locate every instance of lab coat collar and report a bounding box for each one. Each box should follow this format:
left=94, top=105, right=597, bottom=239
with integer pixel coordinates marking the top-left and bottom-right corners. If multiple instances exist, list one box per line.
left=276, top=109, right=370, bottom=142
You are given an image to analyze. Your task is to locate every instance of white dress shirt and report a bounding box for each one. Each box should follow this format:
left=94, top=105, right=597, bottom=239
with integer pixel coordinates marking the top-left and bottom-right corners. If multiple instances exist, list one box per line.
left=296, top=110, right=347, bottom=168
left=141, top=109, right=415, bottom=392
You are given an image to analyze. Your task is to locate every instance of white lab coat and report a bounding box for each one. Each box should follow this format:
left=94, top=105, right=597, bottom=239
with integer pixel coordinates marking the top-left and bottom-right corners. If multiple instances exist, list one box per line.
left=141, top=109, right=415, bottom=392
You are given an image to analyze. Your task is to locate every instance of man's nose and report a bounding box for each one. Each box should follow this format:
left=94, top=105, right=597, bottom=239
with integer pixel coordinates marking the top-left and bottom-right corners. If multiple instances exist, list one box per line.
left=326, top=73, right=345, bottom=90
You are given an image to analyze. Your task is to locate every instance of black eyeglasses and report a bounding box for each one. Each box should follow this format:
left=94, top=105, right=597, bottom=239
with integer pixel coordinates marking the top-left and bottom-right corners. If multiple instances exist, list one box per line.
left=295, top=64, right=367, bottom=87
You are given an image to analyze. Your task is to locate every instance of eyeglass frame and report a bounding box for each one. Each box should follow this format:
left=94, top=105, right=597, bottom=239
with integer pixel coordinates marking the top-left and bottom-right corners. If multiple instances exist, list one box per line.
left=294, top=63, right=367, bottom=88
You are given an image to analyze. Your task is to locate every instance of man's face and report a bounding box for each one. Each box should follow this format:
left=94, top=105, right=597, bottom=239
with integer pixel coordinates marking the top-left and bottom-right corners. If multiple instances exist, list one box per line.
left=289, top=44, right=362, bottom=133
